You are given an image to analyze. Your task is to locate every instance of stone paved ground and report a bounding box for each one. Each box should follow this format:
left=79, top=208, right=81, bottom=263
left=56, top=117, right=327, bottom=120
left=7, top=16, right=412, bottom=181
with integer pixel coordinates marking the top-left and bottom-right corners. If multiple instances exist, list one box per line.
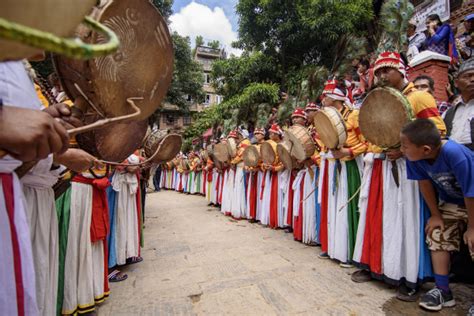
left=97, top=190, right=473, bottom=316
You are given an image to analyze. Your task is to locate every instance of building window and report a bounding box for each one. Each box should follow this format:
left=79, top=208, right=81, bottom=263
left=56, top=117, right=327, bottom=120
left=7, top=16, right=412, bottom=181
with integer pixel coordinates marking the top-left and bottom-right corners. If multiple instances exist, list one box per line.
left=216, top=95, right=223, bottom=104
left=204, top=73, right=211, bottom=84
left=165, top=114, right=176, bottom=125
left=183, top=115, right=192, bottom=126
left=186, top=94, right=193, bottom=102
left=204, top=94, right=211, bottom=104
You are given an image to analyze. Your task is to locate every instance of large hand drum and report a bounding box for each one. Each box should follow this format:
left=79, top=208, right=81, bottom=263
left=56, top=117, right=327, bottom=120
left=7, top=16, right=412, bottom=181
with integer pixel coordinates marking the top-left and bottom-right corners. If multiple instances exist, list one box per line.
left=214, top=143, right=230, bottom=163
left=54, top=0, right=174, bottom=121
left=260, top=141, right=276, bottom=165
left=284, top=125, right=316, bottom=161
left=243, top=145, right=260, bottom=168
left=0, top=0, right=120, bottom=61
left=313, top=107, right=347, bottom=150
left=143, top=131, right=182, bottom=163
left=54, top=0, right=174, bottom=161
left=227, top=138, right=238, bottom=158
left=359, top=87, right=414, bottom=149
left=76, top=116, right=148, bottom=161
left=277, top=141, right=294, bottom=170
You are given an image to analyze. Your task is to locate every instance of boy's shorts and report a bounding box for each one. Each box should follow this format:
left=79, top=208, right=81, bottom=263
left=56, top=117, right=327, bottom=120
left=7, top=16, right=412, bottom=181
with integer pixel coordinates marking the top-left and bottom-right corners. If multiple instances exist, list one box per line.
left=426, top=202, right=473, bottom=260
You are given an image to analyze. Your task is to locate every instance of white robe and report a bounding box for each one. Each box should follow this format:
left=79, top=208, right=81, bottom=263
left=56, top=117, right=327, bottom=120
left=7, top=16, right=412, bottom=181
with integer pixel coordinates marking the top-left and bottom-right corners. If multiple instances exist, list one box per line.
left=292, top=170, right=305, bottom=220
left=302, top=166, right=317, bottom=244
left=382, top=158, right=420, bottom=285
left=256, top=170, right=264, bottom=222
left=260, top=171, right=272, bottom=225
left=231, top=165, right=246, bottom=219
left=63, top=181, right=105, bottom=314
left=278, top=170, right=291, bottom=228
left=21, top=157, right=59, bottom=316
left=221, top=170, right=231, bottom=214
left=0, top=160, right=38, bottom=316
left=112, top=172, right=140, bottom=265
left=352, top=153, right=375, bottom=263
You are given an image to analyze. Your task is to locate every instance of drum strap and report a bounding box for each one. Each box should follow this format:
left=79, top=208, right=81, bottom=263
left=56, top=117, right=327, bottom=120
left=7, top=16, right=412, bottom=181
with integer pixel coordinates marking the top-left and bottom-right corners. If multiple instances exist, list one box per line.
left=341, top=105, right=353, bottom=121
left=444, top=105, right=458, bottom=137
left=332, top=160, right=342, bottom=195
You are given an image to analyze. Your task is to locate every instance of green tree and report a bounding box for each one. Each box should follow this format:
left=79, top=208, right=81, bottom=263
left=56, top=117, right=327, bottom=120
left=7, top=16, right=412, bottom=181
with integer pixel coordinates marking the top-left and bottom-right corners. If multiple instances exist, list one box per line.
left=151, top=0, right=174, bottom=21
left=195, top=35, right=205, bottom=47
left=211, top=51, right=279, bottom=99
left=207, top=40, right=221, bottom=50
left=235, top=0, right=373, bottom=87
left=165, top=32, right=205, bottom=111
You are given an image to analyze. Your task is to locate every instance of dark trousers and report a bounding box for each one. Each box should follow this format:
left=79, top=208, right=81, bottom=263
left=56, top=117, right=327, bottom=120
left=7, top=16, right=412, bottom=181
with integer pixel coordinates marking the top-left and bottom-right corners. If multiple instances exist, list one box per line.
left=153, top=168, right=162, bottom=191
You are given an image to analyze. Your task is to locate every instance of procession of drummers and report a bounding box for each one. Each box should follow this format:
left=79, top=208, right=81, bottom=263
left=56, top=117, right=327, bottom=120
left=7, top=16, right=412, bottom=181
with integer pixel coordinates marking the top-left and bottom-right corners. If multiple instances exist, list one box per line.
left=162, top=52, right=474, bottom=313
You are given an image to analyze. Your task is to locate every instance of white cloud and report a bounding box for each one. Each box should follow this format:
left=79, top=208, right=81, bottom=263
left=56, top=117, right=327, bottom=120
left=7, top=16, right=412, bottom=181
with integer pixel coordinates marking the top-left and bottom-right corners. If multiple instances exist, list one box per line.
left=170, top=1, right=241, bottom=56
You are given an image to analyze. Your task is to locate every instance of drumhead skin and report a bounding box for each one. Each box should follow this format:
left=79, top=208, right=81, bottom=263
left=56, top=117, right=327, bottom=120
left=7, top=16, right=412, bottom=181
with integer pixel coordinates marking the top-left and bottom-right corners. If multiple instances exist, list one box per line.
left=243, top=145, right=260, bottom=168
left=313, top=107, right=347, bottom=150
left=277, top=143, right=293, bottom=170
left=227, top=138, right=237, bottom=158
left=94, top=119, right=148, bottom=161
left=260, top=141, right=276, bottom=165
left=359, top=87, right=414, bottom=149
left=144, top=130, right=167, bottom=157
left=146, top=133, right=182, bottom=163
left=54, top=0, right=174, bottom=120
left=214, top=143, right=230, bottom=162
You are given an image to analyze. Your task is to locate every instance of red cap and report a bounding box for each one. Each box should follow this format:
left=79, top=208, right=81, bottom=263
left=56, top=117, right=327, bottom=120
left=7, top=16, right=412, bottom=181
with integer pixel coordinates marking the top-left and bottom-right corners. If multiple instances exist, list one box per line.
left=373, top=51, right=406, bottom=77
left=268, top=124, right=283, bottom=136
left=291, top=108, right=307, bottom=120
left=228, top=130, right=238, bottom=139
left=254, top=127, right=265, bottom=136
left=305, top=102, right=320, bottom=112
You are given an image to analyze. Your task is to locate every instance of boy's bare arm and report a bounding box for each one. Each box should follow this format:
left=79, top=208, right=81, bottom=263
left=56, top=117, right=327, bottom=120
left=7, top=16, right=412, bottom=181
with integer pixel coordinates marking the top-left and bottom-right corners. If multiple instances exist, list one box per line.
left=419, top=179, right=441, bottom=216
left=419, top=179, right=445, bottom=235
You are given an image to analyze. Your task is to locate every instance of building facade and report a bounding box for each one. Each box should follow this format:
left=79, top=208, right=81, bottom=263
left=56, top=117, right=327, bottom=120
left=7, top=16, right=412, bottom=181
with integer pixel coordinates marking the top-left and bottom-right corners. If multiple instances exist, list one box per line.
left=157, top=45, right=225, bottom=132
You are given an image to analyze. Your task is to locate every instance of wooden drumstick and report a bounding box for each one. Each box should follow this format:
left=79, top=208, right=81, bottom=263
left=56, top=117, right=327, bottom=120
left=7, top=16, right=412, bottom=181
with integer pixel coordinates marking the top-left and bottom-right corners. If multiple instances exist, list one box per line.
left=0, top=97, right=143, bottom=177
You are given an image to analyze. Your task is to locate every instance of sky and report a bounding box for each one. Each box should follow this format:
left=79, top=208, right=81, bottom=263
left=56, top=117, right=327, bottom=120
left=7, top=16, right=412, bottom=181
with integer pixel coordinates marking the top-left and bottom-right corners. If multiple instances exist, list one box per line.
left=170, top=0, right=241, bottom=56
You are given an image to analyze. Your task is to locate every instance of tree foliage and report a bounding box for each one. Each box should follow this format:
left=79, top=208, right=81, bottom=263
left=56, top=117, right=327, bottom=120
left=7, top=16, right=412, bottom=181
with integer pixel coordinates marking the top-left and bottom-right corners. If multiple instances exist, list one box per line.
left=164, top=32, right=205, bottom=111
left=211, top=52, right=279, bottom=99
left=184, top=82, right=279, bottom=143
left=207, top=40, right=221, bottom=50
left=151, top=0, right=174, bottom=21
left=235, top=0, right=373, bottom=86
left=195, top=35, right=205, bottom=47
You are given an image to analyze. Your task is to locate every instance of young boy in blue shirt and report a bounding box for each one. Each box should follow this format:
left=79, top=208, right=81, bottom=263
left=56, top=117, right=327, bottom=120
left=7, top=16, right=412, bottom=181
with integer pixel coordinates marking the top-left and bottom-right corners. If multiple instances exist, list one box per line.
left=400, top=119, right=474, bottom=312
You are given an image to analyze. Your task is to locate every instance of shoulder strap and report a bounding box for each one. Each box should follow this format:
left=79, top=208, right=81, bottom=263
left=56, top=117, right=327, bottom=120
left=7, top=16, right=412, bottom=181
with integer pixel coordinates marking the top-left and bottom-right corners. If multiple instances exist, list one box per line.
left=443, top=106, right=457, bottom=137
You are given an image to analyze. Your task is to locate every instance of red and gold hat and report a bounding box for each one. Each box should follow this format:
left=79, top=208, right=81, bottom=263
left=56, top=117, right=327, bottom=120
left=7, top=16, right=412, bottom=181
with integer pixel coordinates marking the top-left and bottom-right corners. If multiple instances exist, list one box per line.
left=268, top=124, right=283, bottom=136
left=291, top=108, right=307, bottom=120
left=228, top=130, right=238, bottom=139
left=254, top=127, right=265, bottom=136
left=373, top=51, right=406, bottom=77
left=322, top=80, right=346, bottom=99
left=305, top=102, right=320, bottom=112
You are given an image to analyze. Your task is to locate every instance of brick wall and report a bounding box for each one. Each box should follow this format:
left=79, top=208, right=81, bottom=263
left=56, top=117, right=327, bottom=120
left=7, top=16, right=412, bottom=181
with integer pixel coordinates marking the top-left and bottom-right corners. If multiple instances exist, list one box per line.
left=450, top=1, right=474, bottom=27
left=407, top=60, right=450, bottom=102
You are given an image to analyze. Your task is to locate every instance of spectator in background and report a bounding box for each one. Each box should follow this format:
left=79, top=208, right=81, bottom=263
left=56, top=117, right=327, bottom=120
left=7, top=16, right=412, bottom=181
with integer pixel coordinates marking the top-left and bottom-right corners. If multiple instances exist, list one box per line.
left=357, top=58, right=373, bottom=94
left=413, top=75, right=460, bottom=116
left=424, top=14, right=459, bottom=63
left=351, top=57, right=361, bottom=82
left=407, top=20, right=426, bottom=62
left=457, top=14, right=474, bottom=61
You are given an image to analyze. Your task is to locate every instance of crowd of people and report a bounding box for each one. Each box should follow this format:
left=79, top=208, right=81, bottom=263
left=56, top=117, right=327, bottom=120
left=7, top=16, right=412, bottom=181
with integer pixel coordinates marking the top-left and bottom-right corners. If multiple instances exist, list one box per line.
left=1, top=8, right=474, bottom=316
left=158, top=48, right=474, bottom=314
left=1, top=58, right=150, bottom=315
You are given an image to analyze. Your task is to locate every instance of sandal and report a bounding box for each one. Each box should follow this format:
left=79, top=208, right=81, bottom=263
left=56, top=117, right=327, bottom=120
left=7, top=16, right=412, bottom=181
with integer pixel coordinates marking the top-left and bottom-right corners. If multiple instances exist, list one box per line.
left=125, top=256, right=143, bottom=265
left=108, top=270, right=128, bottom=282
